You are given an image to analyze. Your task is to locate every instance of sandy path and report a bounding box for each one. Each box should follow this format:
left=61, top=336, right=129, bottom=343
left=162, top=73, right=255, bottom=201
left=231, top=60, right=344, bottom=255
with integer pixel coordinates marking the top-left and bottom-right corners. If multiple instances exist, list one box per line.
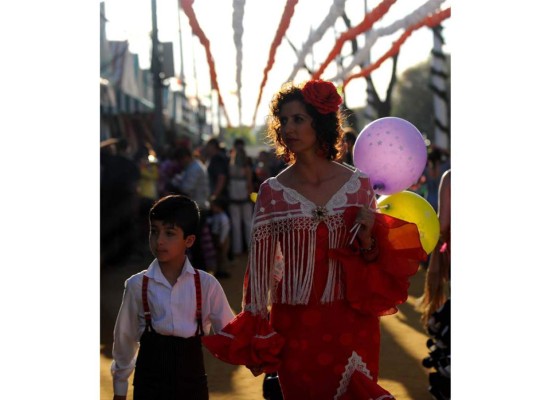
left=100, top=252, right=433, bottom=399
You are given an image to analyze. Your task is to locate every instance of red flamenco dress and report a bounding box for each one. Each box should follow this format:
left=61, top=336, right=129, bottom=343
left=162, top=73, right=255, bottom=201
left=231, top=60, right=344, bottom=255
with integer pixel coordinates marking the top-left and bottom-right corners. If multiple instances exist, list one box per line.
left=203, top=171, right=427, bottom=399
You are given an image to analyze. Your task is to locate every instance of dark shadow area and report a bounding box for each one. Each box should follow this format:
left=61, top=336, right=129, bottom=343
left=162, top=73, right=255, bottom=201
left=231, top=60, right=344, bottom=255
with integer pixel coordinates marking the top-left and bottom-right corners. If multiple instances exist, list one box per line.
left=377, top=267, right=434, bottom=400
left=379, top=329, right=433, bottom=400
left=391, top=266, right=432, bottom=336
left=379, top=324, right=432, bottom=399
left=204, top=353, right=247, bottom=394
left=100, top=251, right=153, bottom=359
left=203, top=254, right=252, bottom=394
left=395, top=297, right=429, bottom=337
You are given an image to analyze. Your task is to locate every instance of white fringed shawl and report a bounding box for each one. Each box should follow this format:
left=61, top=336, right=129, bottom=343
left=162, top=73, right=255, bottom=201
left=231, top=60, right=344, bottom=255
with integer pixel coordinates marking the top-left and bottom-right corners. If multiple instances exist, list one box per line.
left=245, top=170, right=375, bottom=317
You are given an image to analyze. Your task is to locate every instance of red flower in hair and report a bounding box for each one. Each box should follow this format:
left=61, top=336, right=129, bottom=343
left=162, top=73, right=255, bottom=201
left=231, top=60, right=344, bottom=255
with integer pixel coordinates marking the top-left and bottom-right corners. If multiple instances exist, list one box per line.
left=301, top=80, right=342, bottom=114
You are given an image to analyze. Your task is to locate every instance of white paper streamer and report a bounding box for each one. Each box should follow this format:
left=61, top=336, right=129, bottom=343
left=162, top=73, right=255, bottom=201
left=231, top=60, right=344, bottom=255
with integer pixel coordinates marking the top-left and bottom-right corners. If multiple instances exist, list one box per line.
left=286, top=0, right=347, bottom=82
left=232, top=0, right=246, bottom=126
left=329, top=0, right=445, bottom=82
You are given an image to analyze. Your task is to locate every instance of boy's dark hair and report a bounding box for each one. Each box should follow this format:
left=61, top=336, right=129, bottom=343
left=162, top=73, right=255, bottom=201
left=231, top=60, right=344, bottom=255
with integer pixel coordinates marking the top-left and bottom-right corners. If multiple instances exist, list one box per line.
left=149, top=195, right=200, bottom=237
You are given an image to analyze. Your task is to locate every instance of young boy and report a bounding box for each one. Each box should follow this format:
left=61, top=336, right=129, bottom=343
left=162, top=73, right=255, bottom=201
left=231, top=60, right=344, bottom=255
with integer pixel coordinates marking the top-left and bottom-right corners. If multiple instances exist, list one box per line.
left=111, top=195, right=235, bottom=400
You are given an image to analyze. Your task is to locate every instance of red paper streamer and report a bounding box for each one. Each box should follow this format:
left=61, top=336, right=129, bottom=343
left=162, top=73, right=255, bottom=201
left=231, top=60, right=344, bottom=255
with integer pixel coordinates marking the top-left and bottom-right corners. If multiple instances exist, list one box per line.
left=181, top=0, right=232, bottom=127
left=251, top=0, right=299, bottom=126
left=311, top=0, right=397, bottom=81
left=342, top=7, right=451, bottom=89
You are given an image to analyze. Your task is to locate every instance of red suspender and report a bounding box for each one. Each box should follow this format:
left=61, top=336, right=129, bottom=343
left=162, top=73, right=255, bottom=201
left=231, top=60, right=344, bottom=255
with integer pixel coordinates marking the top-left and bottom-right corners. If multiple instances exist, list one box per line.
left=142, top=270, right=203, bottom=336
left=194, top=269, right=204, bottom=336
left=141, top=275, right=152, bottom=332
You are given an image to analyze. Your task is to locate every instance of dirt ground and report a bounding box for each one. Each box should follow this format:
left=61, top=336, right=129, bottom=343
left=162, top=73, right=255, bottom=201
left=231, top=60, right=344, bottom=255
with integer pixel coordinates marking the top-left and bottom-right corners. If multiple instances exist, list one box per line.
left=100, top=250, right=434, bottom=400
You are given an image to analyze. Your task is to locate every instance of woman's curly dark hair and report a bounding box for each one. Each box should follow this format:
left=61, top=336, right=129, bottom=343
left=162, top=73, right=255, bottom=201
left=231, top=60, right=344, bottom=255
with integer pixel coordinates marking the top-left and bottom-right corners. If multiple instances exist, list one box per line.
left=265, top=81, right=345, bottom=164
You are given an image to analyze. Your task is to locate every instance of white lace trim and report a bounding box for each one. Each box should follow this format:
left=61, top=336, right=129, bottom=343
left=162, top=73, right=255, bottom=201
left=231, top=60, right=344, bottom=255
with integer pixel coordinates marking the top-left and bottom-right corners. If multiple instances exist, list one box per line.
left=334, top=351, right=373, bottom=400
left=270, top=171, right=363, bottom=217
left=216, top=331, right=277, bottom=340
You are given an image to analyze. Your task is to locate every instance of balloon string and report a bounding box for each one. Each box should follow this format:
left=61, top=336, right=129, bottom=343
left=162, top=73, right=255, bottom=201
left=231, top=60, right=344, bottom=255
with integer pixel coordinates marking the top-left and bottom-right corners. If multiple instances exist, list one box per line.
left=349, top=224, right=362, bottom=245
left=349, top=197, right=376, bottom=245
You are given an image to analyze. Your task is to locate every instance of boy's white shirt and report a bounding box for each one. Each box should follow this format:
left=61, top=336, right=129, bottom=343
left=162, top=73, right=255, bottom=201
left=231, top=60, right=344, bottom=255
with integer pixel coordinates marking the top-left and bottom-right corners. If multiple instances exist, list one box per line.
left=110, top=257, right=235, bottom=396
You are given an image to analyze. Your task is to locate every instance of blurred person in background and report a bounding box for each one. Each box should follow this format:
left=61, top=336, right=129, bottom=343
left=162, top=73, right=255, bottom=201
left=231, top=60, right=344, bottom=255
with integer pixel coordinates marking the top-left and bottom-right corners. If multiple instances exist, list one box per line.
left=100, top=138, right=140, bottom=266
left=423, top=146, right=450, bottom=212
left=341, top=127, right=357, bottom=168
left=208, top=197, right=232, bottom=279
left=204, top=137, right=230, bottom=205
left=169, top=146, right=213, bottom=272
left=227, top=138, right=254, bottom=257
left=157, top=144, right=181, bottom=197
left=137, top=147, right=159, bottom=255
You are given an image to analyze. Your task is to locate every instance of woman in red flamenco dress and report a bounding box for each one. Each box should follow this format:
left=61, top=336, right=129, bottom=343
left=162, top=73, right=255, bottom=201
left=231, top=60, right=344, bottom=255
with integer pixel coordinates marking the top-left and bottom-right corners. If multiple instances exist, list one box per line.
left=203, top=80, right=427, bottom=399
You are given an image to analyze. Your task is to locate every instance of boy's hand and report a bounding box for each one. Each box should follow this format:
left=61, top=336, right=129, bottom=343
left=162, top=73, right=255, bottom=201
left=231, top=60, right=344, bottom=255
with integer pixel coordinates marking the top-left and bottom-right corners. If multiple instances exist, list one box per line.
left=113, top=395, right=126, bottom=400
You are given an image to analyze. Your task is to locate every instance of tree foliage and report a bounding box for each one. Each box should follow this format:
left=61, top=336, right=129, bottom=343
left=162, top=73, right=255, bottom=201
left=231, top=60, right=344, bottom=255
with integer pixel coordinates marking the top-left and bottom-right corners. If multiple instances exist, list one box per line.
left=222, top=125, right=256, bottom=147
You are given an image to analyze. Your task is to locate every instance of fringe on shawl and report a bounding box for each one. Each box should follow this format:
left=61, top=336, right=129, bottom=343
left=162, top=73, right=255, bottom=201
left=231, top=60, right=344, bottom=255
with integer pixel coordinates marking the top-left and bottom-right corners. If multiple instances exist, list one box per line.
left=248, top=214, right=348, bottom=316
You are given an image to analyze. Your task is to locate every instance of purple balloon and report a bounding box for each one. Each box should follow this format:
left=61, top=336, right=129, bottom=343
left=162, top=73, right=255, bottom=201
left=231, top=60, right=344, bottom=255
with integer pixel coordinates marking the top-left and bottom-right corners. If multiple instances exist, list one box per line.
left=353, top=117, right=427, bottom=195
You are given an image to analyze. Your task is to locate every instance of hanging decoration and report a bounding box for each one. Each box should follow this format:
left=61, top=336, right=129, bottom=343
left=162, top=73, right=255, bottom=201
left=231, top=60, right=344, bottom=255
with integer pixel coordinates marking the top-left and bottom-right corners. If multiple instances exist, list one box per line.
left=311, top=0, right=397, bottom=81
left=329, top=0, right=446, bottom=82
left=342, top=8, right=450, bottom=88
left=233, top=0, right=246, bottom=127
left=251, top=0, right=299, bottom=126
left=181, top=0, right=233, bottom=127
left=286, top=0, right=347, bottom=82
left=430, top=24, right=450, bottom=150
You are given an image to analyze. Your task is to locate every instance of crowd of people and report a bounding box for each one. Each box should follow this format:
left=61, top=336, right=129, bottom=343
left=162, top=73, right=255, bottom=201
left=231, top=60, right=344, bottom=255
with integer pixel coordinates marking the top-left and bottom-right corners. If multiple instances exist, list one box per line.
left=100, top=135, right=285, bottom=276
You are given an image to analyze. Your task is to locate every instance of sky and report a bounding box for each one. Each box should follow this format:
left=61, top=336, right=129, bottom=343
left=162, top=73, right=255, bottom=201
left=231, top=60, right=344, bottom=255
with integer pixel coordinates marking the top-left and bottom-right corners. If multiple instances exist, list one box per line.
left=103, top=0, right=452, bottom=128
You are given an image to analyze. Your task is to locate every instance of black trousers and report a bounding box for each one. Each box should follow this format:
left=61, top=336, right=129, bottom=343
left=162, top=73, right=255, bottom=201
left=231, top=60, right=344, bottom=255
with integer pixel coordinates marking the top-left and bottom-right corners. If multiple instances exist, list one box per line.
left=133, top=329, right=208, bottom=400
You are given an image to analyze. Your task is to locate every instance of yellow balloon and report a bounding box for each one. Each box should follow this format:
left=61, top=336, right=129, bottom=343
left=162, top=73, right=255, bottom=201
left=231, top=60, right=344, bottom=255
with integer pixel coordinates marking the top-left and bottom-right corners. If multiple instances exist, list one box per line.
left=250, top=192, right=258, bottom=203
left=377, top=190, right=440, bottom=254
